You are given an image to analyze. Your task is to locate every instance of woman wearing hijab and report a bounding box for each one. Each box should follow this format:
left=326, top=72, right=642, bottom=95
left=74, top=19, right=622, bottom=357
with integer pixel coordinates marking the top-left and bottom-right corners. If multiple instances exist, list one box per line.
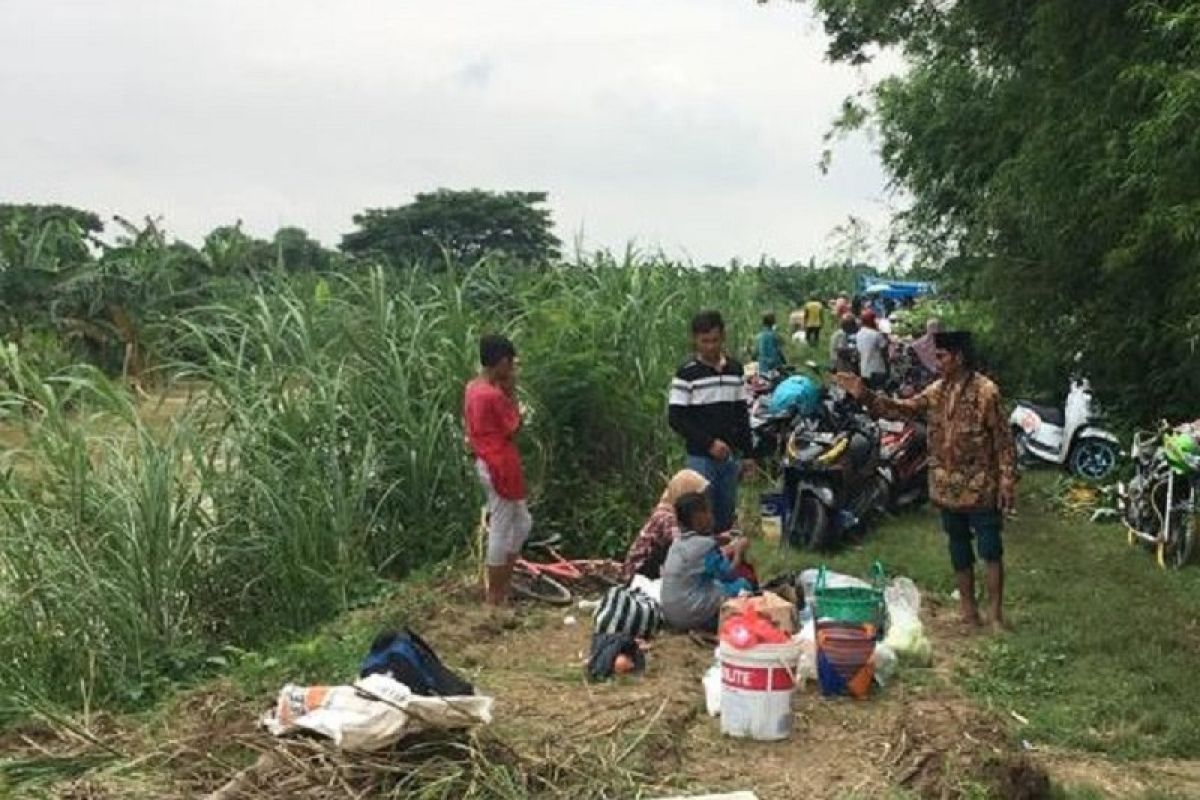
left=621, top=469, right=754, bottom=583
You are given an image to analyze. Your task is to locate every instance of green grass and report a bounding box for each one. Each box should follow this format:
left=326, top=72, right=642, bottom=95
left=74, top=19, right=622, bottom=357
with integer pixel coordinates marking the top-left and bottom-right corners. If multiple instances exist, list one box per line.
left=747, top=470, right=1200, bottom=760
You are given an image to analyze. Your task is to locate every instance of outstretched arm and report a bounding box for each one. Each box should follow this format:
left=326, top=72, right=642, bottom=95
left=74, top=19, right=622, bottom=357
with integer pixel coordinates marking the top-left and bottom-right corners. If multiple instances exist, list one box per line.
left=832, top=372, right=935, bottom=420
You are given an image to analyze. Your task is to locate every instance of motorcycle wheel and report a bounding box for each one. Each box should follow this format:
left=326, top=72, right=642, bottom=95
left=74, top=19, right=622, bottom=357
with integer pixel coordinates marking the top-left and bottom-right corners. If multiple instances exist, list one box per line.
left=789, top=492, right=831, bottom=550
left=1162, top=512, right=1196, bottom=570
left=1069, top=438, right=1119, bottom=481
left=1012, top=426, right=1035, bottom=465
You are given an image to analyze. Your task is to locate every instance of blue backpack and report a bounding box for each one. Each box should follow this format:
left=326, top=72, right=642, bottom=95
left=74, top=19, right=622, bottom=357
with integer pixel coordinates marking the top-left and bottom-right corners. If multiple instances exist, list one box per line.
left=360, top=628, right=474, bottom=697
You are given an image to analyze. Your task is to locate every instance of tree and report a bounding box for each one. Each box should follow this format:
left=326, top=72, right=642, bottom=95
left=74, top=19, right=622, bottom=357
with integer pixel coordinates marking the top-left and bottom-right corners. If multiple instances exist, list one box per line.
left=340, top=189, right=562, bottom=267
left=272, top=226, right=332, bottom=272
left=203, top=221, right=275, bottom=275
left=0, top=203, right=102, bottom=266
left=801, top=0, right=1200, bottom=422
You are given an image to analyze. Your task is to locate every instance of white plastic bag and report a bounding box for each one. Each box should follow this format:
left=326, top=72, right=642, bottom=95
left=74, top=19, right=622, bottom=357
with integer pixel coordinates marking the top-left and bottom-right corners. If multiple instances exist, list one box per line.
left=629, top=574, right=662, bottom=604
left=262, top=673, right=494, bottom=751
left=799, top=568, right=870, bottom=612
left=702, top=663, right=722, bottom=716
left=883, top=577, right=932, bottom=665
left=871, top=643, right=898, bottom=686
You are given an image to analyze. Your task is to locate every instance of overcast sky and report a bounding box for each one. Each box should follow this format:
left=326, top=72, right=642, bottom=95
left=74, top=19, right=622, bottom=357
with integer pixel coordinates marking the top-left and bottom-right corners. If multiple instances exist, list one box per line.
left=1, top=0, right=900, bottom=264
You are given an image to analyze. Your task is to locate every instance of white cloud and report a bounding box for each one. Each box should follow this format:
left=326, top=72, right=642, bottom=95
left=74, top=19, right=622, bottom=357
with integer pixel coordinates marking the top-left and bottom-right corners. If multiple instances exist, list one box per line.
left=0, top=0, right=901, bottom=263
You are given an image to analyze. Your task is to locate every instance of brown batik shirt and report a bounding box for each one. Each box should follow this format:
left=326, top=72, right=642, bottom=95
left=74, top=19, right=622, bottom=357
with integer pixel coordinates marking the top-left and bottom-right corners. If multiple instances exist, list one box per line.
left=863, top=372, right=1017, bottom=512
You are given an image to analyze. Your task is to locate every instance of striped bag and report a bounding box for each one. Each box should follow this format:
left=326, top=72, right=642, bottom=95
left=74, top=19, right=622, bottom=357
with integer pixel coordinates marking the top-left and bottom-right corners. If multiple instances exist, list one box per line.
left=592, top=586, right=662, bottom=638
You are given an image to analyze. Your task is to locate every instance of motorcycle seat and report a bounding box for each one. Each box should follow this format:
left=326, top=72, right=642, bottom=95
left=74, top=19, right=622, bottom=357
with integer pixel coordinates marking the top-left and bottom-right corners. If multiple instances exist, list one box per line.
left=1018, top=401, right=1064, bottom=428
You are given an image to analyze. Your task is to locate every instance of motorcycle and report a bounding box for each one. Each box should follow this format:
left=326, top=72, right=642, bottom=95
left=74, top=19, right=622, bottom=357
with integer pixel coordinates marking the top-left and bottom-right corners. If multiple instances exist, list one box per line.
left=1009, top=366, right=1120, bottom=481
left=1117, top=424, right=1200, bottom=569
left=782, top=380, right=890, bottom=550
left=878, top=418, right=929, bottom=510
left=747, top=366, right=809, bottom=463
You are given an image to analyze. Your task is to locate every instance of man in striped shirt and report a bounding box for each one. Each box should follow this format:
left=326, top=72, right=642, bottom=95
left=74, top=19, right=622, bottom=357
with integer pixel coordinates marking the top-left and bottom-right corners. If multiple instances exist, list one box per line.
left=668, top=310, right=755, bottom=532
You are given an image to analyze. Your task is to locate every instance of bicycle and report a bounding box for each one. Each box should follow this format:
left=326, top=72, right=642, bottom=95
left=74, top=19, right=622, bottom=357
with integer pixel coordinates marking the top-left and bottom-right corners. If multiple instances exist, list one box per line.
left=475, top=508, right=624, bottom=605
left=511, top=533, right=625, bottom=605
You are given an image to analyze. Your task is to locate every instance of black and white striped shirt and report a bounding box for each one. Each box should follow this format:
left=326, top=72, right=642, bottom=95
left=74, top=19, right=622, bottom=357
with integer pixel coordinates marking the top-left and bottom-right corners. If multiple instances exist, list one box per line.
left=667, top=356, right=753, bottom=458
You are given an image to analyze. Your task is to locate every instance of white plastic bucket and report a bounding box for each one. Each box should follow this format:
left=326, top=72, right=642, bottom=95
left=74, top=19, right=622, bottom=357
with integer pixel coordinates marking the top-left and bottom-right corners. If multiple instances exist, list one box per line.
left=719, top=640, right=801, bottom=741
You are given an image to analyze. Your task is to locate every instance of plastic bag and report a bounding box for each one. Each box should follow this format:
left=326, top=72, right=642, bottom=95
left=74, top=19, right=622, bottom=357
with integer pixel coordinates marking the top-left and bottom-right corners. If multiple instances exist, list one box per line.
left=767, top=376, right=821, bottom=417
left=720, top=606, right=790, bottom=649
left=262, top=673, right=493, bottom=751
left=799, top=567, right=870, bottom=611
left=871, top=643, right=898, bottom=687
left=702, top=663, right=722, bottom=716
left=628, top=574, right=662, bottom=604
left=883, top=577, right=932, bottom=666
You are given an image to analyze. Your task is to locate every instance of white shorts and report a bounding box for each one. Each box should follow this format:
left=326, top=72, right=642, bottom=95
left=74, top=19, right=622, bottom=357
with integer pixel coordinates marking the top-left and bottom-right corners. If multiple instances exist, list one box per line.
left=476, top=460, right=532, bottom=567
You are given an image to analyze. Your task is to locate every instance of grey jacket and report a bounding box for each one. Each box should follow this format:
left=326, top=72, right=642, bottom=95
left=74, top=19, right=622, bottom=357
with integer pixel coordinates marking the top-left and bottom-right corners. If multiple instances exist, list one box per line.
left=660, top=531, right=723, bottom=631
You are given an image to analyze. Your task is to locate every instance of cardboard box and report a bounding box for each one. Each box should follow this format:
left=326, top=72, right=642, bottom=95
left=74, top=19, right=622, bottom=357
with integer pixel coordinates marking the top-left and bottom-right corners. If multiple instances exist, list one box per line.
left=718, top=591, right=796, bottom=635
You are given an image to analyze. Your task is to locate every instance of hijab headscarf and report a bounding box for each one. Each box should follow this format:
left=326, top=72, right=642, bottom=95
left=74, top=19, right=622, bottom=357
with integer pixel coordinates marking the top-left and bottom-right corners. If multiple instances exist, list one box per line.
left=658, top=469, right=709, bottom=509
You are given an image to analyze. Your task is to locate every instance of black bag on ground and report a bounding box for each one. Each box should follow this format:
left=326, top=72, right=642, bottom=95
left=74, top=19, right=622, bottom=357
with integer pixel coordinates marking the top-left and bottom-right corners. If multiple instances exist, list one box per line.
left=360, top=628, right=474, bottom=697
left=586, top=632, right=645, bottom=682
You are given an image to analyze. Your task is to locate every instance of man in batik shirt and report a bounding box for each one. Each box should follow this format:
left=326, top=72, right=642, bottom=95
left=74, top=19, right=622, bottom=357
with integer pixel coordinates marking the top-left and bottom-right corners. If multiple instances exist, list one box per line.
left=835, top=331, right=1017, bottom=632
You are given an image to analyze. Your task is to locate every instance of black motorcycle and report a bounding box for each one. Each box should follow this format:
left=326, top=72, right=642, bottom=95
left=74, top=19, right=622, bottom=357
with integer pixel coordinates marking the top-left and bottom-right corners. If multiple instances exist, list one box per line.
left=782, top=382, right=891, bottom=550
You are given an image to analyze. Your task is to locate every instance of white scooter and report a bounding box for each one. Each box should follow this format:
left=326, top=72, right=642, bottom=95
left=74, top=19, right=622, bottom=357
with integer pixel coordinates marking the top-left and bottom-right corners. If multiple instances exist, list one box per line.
left=1009, top=370, right=1120, bottom=480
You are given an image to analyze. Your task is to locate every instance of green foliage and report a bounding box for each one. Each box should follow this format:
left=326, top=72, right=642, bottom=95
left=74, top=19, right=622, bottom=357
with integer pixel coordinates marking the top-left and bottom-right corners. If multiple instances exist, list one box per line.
left=0, top=203, right=102, bottom=263
left=0, top=254, right=763, bottom=714
left=272, top=225, right=333, bottom=271
left=202, top=220, right=276, bottom=275
left=753, top=261, right=859, bottom=307
left=806, top=0, right=1200, bottom=424
left=340, top=189, right=563, bottom=267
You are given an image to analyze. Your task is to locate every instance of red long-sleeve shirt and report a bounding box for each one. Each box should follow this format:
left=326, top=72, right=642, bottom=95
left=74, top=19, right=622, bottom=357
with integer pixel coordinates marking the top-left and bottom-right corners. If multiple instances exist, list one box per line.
left=463, top=378, right=526, bottom=500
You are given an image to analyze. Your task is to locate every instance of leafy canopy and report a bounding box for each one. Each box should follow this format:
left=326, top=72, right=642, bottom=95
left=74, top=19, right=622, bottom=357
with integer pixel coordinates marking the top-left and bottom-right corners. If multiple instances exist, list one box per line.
left=340, top=189, right=562, bottom=267
left=800, top=0, right=1200, bottom=421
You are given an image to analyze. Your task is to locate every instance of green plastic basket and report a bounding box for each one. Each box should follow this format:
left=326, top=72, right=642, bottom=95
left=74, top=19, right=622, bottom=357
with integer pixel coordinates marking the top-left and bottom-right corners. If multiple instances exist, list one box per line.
left=814, top=562, right=885, bottom=628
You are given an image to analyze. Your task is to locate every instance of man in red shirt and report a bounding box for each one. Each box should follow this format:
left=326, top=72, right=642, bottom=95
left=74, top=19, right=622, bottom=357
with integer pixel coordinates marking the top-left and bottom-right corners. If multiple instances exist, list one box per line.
left=464, top=334, right=531, bottom=606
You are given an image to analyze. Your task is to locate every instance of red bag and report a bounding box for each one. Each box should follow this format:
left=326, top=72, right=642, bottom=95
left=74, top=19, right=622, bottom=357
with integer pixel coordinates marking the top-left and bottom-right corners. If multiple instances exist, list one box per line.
left=720, top=606, right=790, bottom=649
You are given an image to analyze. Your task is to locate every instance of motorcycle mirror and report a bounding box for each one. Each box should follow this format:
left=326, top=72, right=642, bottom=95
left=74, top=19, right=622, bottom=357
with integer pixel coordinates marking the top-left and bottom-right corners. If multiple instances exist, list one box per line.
left=805, top=359, right=821, bottom=372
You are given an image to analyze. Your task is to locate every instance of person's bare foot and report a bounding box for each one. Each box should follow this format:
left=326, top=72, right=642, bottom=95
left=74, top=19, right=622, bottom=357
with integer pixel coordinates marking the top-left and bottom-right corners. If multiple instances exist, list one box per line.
left=959, top=611, right=983, bottom=630
left=988, top=617, right=1012, bottom=635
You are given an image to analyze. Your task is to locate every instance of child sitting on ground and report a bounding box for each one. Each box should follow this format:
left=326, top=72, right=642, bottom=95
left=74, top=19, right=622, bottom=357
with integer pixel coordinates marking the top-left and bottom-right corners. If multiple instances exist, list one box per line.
left=660, top=492, right=754, bottom=633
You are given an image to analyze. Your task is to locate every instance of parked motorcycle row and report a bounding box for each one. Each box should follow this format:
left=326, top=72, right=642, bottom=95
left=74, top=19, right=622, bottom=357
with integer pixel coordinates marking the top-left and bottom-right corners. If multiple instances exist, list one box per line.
left=749, top=353, right=1199, bottom=569
left=748, top=362, right=928, bottom=551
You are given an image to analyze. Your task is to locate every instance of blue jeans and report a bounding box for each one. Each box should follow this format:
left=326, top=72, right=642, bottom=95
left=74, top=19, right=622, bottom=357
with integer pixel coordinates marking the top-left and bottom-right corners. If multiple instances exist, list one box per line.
left=686, top=455, right=740, bottom=532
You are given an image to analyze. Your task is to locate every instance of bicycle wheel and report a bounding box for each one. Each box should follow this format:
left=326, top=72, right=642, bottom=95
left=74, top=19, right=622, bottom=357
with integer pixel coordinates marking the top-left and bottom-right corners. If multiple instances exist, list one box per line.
left=511, top=567, right=573, bottom=605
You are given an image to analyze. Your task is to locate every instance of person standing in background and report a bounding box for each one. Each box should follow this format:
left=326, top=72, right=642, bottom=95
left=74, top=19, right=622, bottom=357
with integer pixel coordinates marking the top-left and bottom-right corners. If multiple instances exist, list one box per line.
left=668, top=310, right=755, bottom=533
left=464, top=334, right=532, bottom=607
left=856, top=309, right=890, bottom=390
left=788, top=303, right=806, bottom=335
left=755, top=313, right=786, bottom=374
left=802, top=297, right=825, bottom=346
